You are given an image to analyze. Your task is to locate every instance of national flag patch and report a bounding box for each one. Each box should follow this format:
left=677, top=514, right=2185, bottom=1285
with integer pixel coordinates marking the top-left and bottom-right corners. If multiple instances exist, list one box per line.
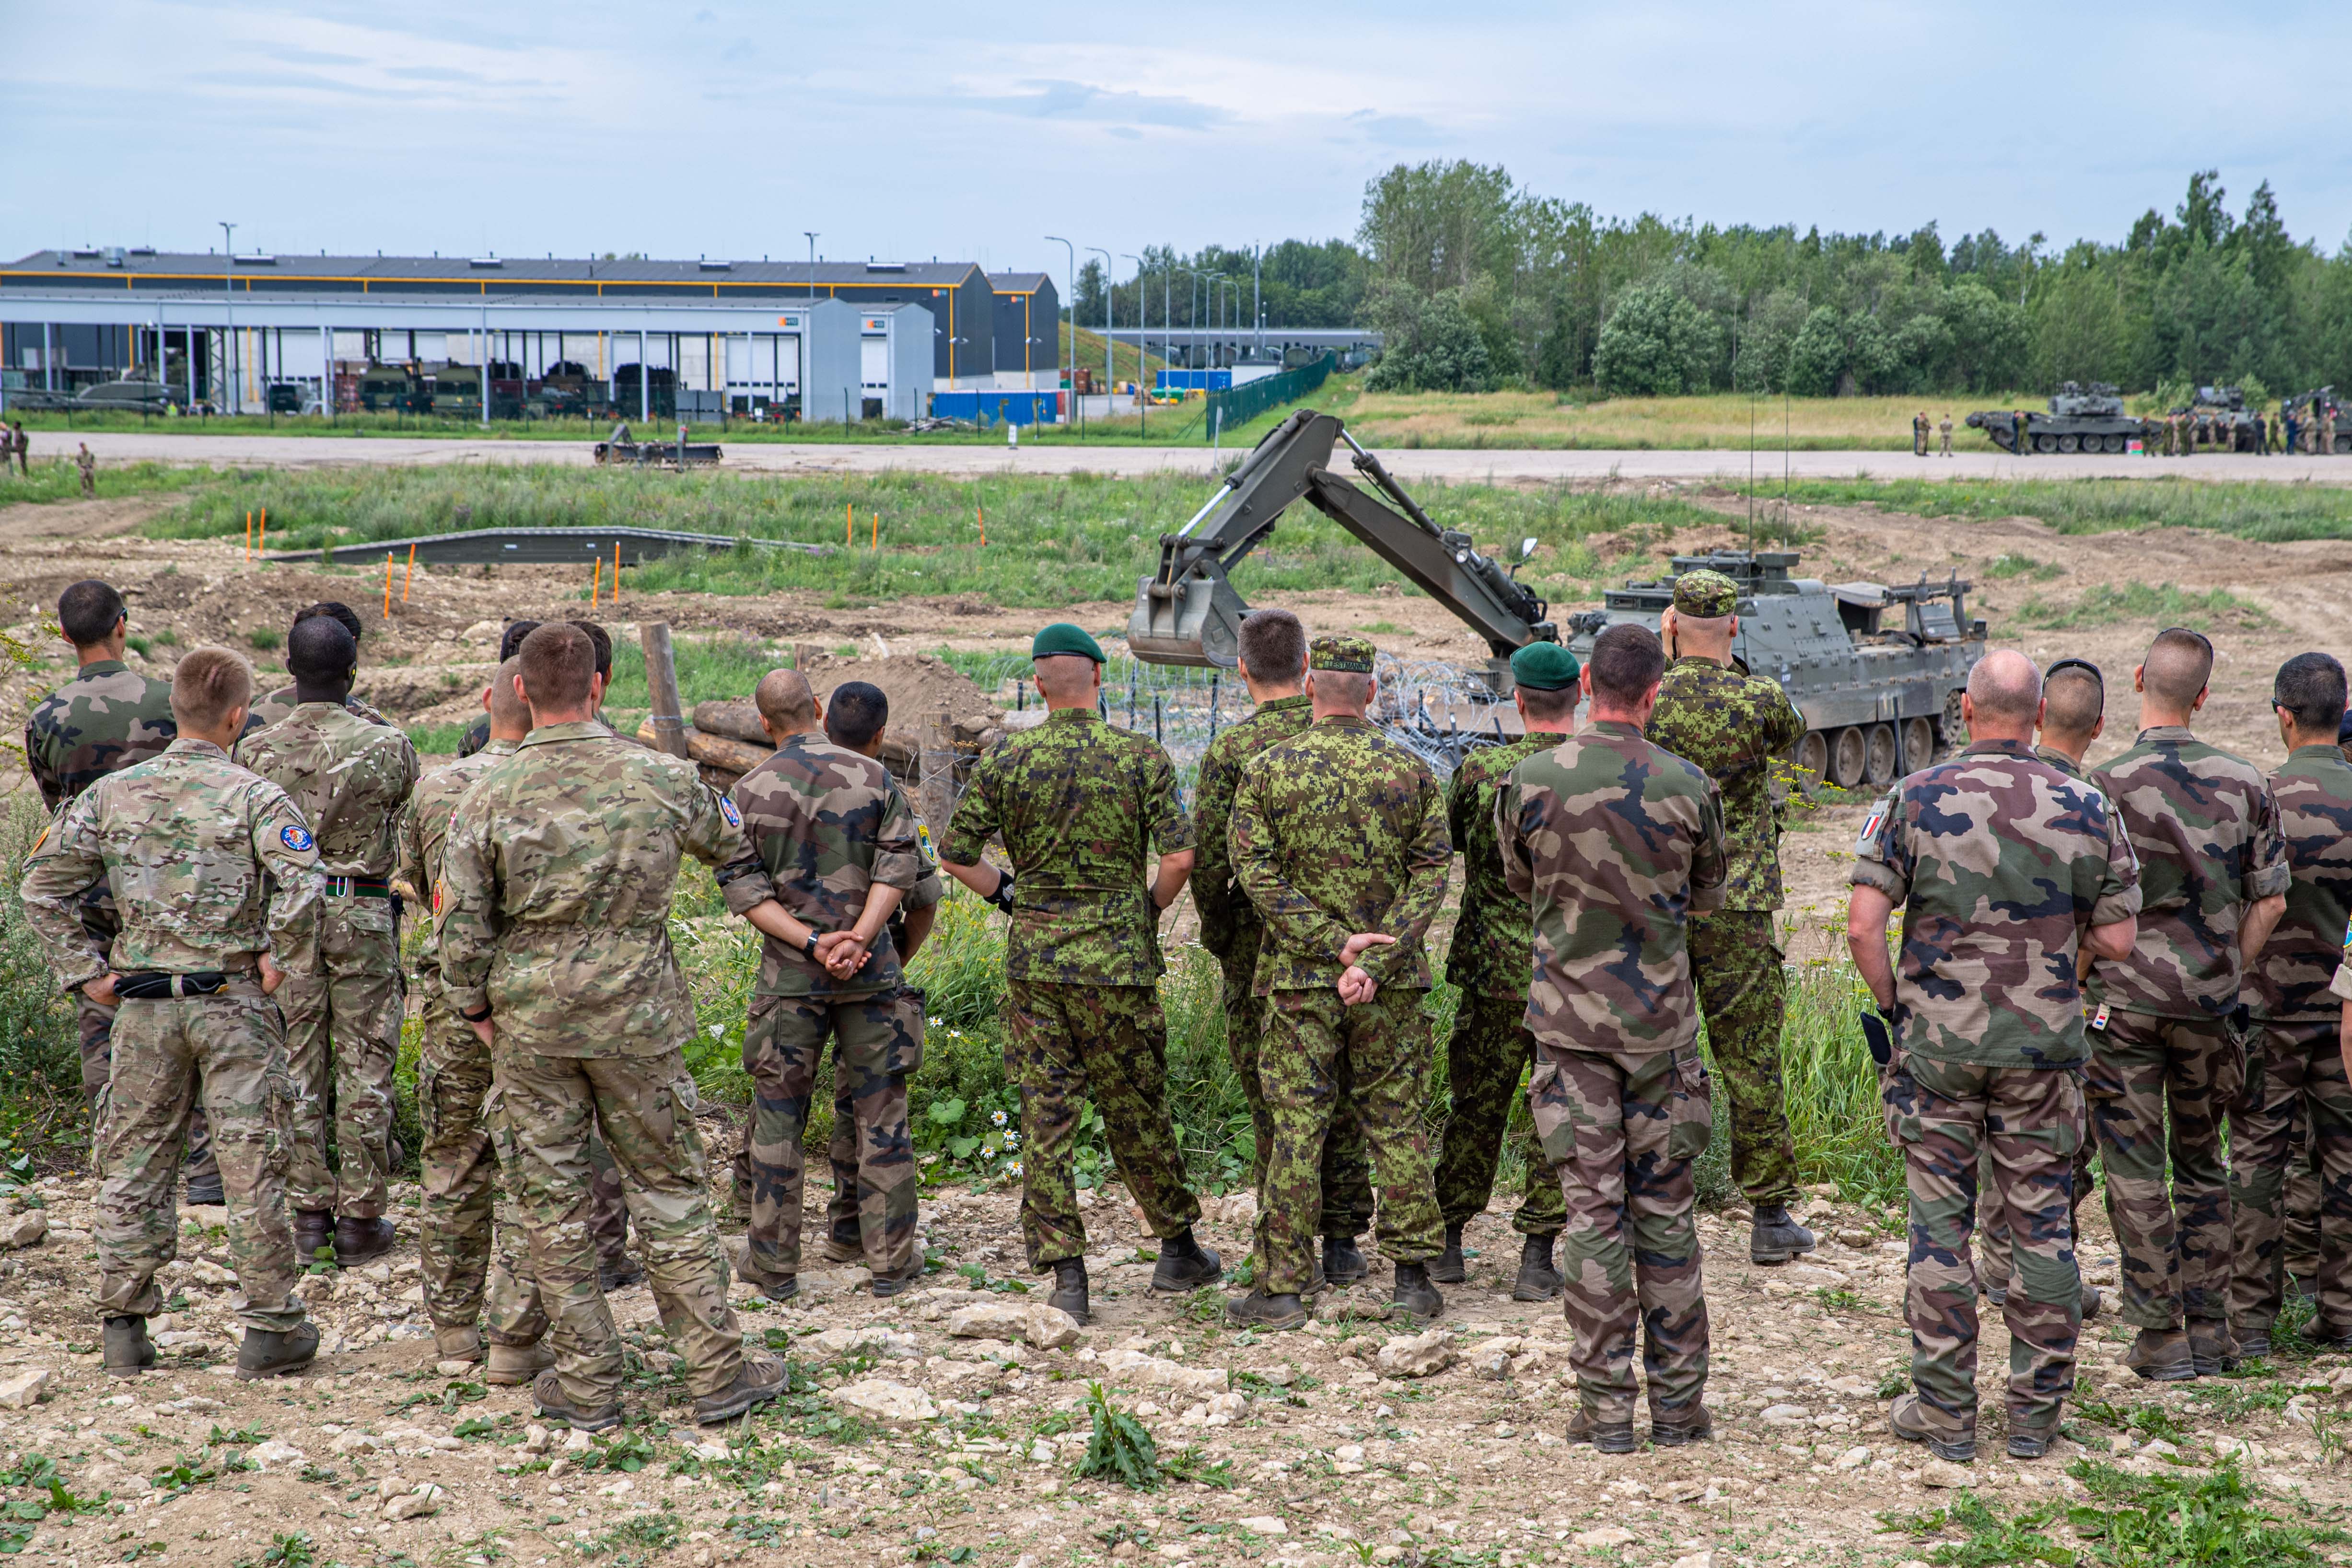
left=720, top=797, right=742, bottom=829
left=2090, top=1001, right=2111, bottom=1030
left=280, top=824, right=314, bottom=852
left=1856, top=809, right=1885, bottom=850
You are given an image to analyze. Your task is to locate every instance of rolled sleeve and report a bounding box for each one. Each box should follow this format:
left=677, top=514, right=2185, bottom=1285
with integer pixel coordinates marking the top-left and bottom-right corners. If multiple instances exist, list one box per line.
left=2331, top=964, right=2352, bottom=1004
left=869, top=787, right=923, bottom=892
left=1688, top=782, right=1728, bottom=914
left=2089, top=810, right=2143, bottom=929
left=1847, top=786, right=1911, bottom=904
left=2245, top=781, right=2290, bottom=902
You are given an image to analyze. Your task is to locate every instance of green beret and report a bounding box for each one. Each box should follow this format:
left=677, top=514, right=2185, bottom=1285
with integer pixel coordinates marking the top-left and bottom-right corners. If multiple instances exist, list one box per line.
left=1509, top=641, right=1581, bottom=691
left=1671, top=568, right=1739, bottom=618
left=1309, top=634, right=1377, bottom=674
left=1031, top=622, right=1105, bottom=663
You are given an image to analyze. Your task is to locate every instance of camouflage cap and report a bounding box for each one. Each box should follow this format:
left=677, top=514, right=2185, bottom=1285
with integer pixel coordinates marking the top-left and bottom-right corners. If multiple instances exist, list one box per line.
left=1671, top=569, right=1739, bottom=618
left=1309, top=634, right=1377, bottom=674
left=1509, top=641, right=1581, bottom=691
left=1031, top=622, right=1106, bottom=663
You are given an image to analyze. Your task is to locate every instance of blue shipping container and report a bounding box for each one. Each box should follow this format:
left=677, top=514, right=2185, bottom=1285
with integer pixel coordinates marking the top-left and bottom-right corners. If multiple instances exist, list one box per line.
left=931, top=390, right=1061, bottom=425
left=1153, top=369, right=1232, bottom=392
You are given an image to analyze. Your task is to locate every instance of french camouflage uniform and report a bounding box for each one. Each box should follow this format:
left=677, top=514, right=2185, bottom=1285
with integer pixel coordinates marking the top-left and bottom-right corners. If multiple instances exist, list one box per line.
left=2232, top=743, right=2352, bottom=1344
left=940, top=709, right=1201, bottom=1273
left=1230, top=639, right=1450, bottom=1297
left=243, top=688, right=393, bottom=736
left=1435, top=732, right=1565, bottom=1239
left=729, top=734, right=924, bottom=1286
left=19, top=738, right=323, bottom=1331
left=1192, top=691, right=1372, bottom=1240
left=1502, top=719, right=1726, bottom=1427
left=1854, top=739, right=2139, bottom=1442
left=2088, top=728, right=2287, bottom=1333
left=439, top=721, right=778, bottom=1409
left=238, top=704, right=419, bottom=1221
left=1645, top=587, right=1807, bottom=1209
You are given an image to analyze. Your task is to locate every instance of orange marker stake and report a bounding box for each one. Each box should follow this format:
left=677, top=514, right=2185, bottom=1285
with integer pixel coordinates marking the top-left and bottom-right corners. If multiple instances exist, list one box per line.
left=257, top=508, right=266, bottom=556
left=403, top=542, right=417, bottom=604
left=591, top=558, right=601, bottom=609
left=870, top=512, right=877, bottom=551
left=383, top=554, right=393, bottom=619
left=846, top=501, right=853, bottom=547
left=245, top=511, right=253, bottom=559
left=613, top=542, right=621, bottom=606
left=978, top=505, right=986, bottom=547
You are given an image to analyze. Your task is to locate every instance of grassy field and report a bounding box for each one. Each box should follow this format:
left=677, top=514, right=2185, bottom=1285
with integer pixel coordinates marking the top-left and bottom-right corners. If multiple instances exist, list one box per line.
left=1737, top=475, right=2352, bottom=542
left=0, top=455, right=229, bottom=506
left=1335, top=386, right=2034, bottom=452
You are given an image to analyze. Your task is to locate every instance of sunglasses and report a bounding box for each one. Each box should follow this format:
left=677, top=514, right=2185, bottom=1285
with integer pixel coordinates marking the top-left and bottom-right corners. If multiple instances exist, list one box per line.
left=2044, top=656, right=2104, bottom=697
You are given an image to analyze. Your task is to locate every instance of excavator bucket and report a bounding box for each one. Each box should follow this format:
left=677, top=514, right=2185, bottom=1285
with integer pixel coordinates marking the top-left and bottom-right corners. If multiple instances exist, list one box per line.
left=1127, top=568, right=1251, bottom=668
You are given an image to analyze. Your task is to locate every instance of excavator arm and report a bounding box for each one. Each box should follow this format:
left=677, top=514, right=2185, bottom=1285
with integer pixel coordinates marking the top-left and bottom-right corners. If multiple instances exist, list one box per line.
left=1127, top=409, right=1556, bottom=676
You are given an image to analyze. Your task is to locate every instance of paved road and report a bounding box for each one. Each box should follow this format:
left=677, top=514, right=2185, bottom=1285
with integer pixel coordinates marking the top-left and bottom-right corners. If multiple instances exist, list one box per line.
left=38, top=430, right=2352, bottom=485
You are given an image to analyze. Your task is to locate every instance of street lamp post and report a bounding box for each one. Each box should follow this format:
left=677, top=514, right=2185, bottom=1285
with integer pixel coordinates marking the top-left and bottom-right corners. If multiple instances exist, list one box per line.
left=1252, top=243, right=1263, bottom=362
left=1085, top=247, right=1113, bottom=400
left=1121, top=253, right=1146, bottom=434
left=1044, top=235, right=1075, bottom=417
left=219, top=221, right=236, bottom=414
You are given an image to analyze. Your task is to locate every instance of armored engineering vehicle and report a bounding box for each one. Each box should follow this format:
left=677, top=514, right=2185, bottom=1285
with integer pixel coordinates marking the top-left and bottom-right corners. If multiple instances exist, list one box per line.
left=2177, top=385, right=2266, bottom=452
left=1966, top=382, right=2147, bottom=454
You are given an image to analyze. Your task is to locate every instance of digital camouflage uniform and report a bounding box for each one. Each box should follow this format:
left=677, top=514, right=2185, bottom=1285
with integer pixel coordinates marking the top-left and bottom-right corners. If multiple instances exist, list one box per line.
left=2088, top=728, right=2288, bottom=1332
left=1230, top=699, right=1451, bottom=1297
left=1854, top=739, right=2140, bottom=1440
left=1646, top=644, right=1806, bottom=1208
left=20, top=738, right=324, bottom=1331
left=237, top=704, right=419, bottom=1221
left=728, top=733, right=924, bottom=1285
left=439, top=721, right=779, bottom=1408
left=1501, top=719, right=1727, bottom=1426
left=1435, top=733, right=1565, bottom=1238
left=2233, top=743, right=2352, bottom=1343
left=1192, top=692, right=1372, bottom=1239
left=940, top=709, right=1201, bottom=1272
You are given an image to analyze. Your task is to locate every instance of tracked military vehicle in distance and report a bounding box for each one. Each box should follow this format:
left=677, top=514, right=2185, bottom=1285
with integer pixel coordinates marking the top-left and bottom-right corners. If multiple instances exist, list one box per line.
left=1564, top=552, right=1986, bottom=790
left=1966, top=382, right=2146, bottom=454
left=2177, top=385, right=2266, bottom=452
left=2287, top=388, right=2351, bottom=453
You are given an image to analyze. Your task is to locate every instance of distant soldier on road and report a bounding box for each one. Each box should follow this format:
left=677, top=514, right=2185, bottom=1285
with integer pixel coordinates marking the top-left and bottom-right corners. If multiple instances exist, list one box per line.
left=75, top=441, right=94, bottom=498
left=10, top=421, right=28, bottom=477
left=1645, top=568, right=1812, bottom=1265
left=1939, top=415, right=1955, bottom=457
left=1913, top=412, right=1929, bottom=457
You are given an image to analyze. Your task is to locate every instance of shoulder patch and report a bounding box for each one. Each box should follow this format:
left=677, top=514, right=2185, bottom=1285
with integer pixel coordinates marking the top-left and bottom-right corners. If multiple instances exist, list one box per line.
left=720, top=796, right=743, bottom=829
left=917, top=820, right=939, bottom=866
left=1856, top=808, right=1886, bottom=852
left=280, top=824, right=314, bottom=853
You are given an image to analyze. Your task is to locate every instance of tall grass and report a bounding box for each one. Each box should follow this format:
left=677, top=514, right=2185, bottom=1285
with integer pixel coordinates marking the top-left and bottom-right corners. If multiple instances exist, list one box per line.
left=0, top=798, right=100, bottom=1169
left=0, top=456, right=204, bottom=507
left=1744, top=476, right=2352, bottom=544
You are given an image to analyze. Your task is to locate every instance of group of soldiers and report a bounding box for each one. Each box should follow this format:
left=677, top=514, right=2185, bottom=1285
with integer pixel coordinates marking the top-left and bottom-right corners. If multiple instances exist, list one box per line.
left=1911, top=412, right=1955, bottom=457
left=0, top=422, right=30, bottom=478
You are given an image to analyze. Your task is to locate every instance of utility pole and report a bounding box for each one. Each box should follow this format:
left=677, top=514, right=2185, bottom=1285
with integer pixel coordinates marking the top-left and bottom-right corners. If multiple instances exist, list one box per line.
left=1122, top=253, right=1146, bottom=431
left=1252, top=243, right=1263, bottom=361
left=1044, top=235, right=1074, bottom=414
left=1086, top=247, right=1113, bottom=396
left=219, top=221, right=236, bottom=414
left=801, top=232, right=818, bottom=414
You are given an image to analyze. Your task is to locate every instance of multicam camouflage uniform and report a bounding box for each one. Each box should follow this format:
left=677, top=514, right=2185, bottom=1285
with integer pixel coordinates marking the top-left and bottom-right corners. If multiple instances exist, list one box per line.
left=243, top=689, right=393, bottom=735
left=1854, top=739, right=2140, bottom=1442
left=2232, top=743, right=2352, bottom=1345
left=1192, top=692, right=1372, bottom=1239
left=1501, top=720, right=1726, bottom=1426
left=439, top=721, right=779, bottom=1408
left=19, top=738, right=324, bottom=1331
left=1645, top=636, right=1807, bottom=1210
left=729, top=734, right=924, bottom=1286
left=237, top=704, right=419, bottom=1222
left=939, top=710, right=1201, bottom=1273
left=2088, top=727, right=2287, bottom=1336
left=1434, top=734, right=1564, bottom=1240
left=1230, top=693, right=1451, bottom=1297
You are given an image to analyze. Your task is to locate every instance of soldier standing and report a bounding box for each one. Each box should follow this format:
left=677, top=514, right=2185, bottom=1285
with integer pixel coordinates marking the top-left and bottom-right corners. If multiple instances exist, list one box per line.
left=1913, top=412, right=1929, bottom=457
left=459, top=621, right=614, bottom=759
left=1645, top=569, right=1812, bottom=1264
left=2231, top=654, right=2352, bottom=1355
left=1430, top=641, right=1577, bottom=1300
left=1851, top=650, right=2141, bottom=1463
left=20, top=647, right=325, bottom=1379
left=75, top=441, right=94, bottom=499
left=728, top=669, right=925, bottom=1299
left=1192, top=609, right=1374, bottom=1288
left=439, top=624, right=788, bottom=1429
left=1224, top=634, right=1451, bottom=1329
left=2088, top=627, right=2288, bottom=1379
left=236, top=617, right=418, bottom=1266
left=1939, top=415, right=1954, bottom=457
left=1502, top=624, right=1725, bottom=1452
left=938, top=624, right=1218, bottom=1323
left=11, top=421, right=28, bottom=477
left=245, top=603, right=395, bottom=734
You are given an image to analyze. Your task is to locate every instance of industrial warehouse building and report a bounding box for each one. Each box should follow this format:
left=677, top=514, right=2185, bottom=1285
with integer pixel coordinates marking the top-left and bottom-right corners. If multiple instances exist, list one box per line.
left=0, top=249, right=1045, bottom=422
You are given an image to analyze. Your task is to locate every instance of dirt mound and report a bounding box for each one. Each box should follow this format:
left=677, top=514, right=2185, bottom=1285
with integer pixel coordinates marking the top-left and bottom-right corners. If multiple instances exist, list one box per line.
left=797, top=649, right=1004, bottom=731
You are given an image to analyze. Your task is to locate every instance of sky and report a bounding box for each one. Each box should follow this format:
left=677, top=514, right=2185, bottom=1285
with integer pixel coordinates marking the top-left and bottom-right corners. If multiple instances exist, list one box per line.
left=6, top=1, right=2351, bottom=282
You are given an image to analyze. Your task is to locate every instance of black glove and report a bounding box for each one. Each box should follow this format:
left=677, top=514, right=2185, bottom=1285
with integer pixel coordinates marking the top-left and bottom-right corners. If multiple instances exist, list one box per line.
left=987, top=871, right=1017, bottom=916
left=1859, top=1009, right=1894, bottom=1067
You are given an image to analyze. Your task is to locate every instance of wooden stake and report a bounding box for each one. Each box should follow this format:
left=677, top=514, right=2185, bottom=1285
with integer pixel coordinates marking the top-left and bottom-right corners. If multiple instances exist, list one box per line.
left=245, top=511, right=252, bottom=560
left=640, top=622, right=691, bottom=760
left=402, top=542, right=417, bottom=604
left=591, top=558, right=601, bottom=609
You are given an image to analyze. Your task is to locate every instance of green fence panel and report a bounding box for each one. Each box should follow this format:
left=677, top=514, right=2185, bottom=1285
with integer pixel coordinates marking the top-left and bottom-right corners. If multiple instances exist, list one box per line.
left=1201, top=354, right=1336, bottom=443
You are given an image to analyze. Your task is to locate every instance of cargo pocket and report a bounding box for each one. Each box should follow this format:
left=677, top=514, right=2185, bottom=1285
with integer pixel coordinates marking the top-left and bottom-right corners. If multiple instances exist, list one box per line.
left=1665, top=1050, right=1714, bottom=1162
left=885, top=986, right=926, bottom=1077
left=741, top=995, right=781, bottom=1073
left=1526, top=1058, right=1576, bottom=1168
left=1881, top=1047, right=1920, bottom=1148
left=262, top=1067, right=298, bottom=1177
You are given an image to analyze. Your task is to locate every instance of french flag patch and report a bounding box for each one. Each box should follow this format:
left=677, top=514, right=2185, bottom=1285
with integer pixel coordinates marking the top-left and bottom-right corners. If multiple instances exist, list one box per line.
left=1857, top=809, right=1885, bottom=850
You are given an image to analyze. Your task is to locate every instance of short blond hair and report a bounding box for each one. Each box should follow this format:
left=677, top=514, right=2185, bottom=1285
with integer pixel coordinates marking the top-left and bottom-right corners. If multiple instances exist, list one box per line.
left=171, top=648, right=253, bottom=730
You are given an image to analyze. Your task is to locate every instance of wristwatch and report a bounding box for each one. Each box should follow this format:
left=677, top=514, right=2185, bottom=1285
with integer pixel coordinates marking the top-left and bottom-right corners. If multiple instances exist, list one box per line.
left=460, top=1002, right=492, bottom=1023
left=803, top=931, right=822, bottom=960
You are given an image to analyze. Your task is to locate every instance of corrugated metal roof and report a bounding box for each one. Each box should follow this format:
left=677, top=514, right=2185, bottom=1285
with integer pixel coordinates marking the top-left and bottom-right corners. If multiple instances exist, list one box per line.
left=2, top=250, right=982, bottom=290
left=987, top=272, right=1052, bottom=292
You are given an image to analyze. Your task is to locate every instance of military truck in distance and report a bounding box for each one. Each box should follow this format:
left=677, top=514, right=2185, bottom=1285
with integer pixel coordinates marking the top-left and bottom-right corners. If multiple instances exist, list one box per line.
left=356, top=364, right=427, bottom=414
left=1564, top=552, right=1987, bottom=790
left=2287, top=388, right=2351, bottom=453
left=2177, top=385, right=2266, bottom=452
left=1966, top=382, right=2146, bottom=454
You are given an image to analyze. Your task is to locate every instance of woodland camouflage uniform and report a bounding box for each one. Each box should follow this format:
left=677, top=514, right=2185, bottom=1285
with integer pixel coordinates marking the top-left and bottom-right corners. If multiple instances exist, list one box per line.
left=237, top=704, right=419, bottom=1222
left=20, top=738, right=324, bottom=1332
left=1230, top=640, right=1450, bottom=1298
left=439, top=722, right=778, bottom=1409
left=2088, top=728, right=2287, bottom=1341
left=1435, top=733, right=1564, bottom=1240
left=940, top=709, right=1201, bottom=1273
left=1854, top=739, right=2139, bottom=1444
left=1191, top=691, right=1372, bottom=1240
left=2232, top=743, right=2352, bottom=1346
left=1502, top=719, right=1727, bottom=1428
left=729, top=733, right=924, bottom=1288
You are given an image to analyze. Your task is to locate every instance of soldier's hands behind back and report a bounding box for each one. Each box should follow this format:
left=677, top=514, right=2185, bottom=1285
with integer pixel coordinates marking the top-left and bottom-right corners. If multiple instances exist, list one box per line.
left=82, top=972, right=120, bottom=1008
left=1339, top=932, right=1396, bottom=966
left=257, top=953, right=284, bottom=997
left=816, top=931, right=869, bottom=979
left=1338, top=965, right=1379, bottom=1006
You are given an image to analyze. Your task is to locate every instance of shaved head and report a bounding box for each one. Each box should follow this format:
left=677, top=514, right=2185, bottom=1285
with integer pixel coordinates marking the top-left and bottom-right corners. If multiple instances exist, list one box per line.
left=1033, top=653, right=1100, bottom=703
left=2141, top=628, right=2214, bottom=712
left=755, top=668, right=817, bottom=732
left=486, top=656, right=530, bottom=737
left=2042, top=663, right=2104, bottom=740
left=1967, top=649, right=2042, bottom=724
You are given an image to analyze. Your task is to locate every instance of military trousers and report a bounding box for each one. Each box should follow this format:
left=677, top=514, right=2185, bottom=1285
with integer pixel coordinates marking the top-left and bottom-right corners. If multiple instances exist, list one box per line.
left=737, top=989, right=920, bottom=1285
left=1433, top=991, right=1563, bottom=1236
left=2230, top=1020, right=2352, bottom=1341
left=2086, top=1010, right=2236, bottom=1330
left=1976, top=1135, right=2094, bottom=1300
left=282, top=898, right=402, bottom=1219
left=1531, top=1040, right=1711, bottom=1424
left=1251, top=986, right=1444, bottom=1297
left=495, top=1047, right=745, bottom=1407
left=1004, top=979, right=1200, bottom=1272
left=1688, top=910, right=1799, bottom=1208
left=93, top=986, right=304, bottom=1333
left=1885, top=1052, right=2081, bottom=1436
left=1214, top=921, right=1373, bottom=1238
left=76, top=898, right=215, bottom=1186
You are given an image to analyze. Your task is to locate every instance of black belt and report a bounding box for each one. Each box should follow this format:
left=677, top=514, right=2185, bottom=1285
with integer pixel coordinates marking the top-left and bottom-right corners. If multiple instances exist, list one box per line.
left=325, top=876, right=392, bottom=898
left=115, top=971, right=230, bottom=999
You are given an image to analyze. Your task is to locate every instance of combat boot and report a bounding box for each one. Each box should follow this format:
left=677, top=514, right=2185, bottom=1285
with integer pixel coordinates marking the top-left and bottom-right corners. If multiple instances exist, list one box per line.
left=2083, top=1285, right=2103, bottom=1322
left=293, top=1209, right=335, bottom=1266
left=1429, top=1223, right=1468, bottom=1285
left=1563, top=1406, right=1636, bottom=1454
left=1512, top=1234, right=1563, bottom=1302
left=2123, top=1326, right=2197, bottom=1382
left=333, top=1216, right=396, bottom=1266
left=1225, top=1291, right=1307, bottom=1331
left=531, top=1369, right=621, bottom=1432
left=433, top=1325, right=484, bottom=1364
left=1048, top=1259, right=1089, bottom=1324
left=1150, top=1230, right=1222, bottom=1293
left=871, top=1262, right=924, bottom=1299
left=103, top=1315, right=154, bottom=1379
left=183, top=1170, right=225, bottom=1208
left=818, top=1219, right=863, bottom=1264
left=2187, top=1319, right=2238, bottom=1377
left=2297, top=1318, right=2352, bottom=1352
left=235, top=1322, right=319, bottom=1381
left=1650, top=1403, right=1713, bottom=1447
left=1749, top=1203, right=1816, bottom=1266
left=1888, top=1393, right=1974, bottom=1463
left=486, top=1340, right=555, bottom=1386
left=1321, top=1233, right=1370, bottom=1287
left=694, top=1356, right=787, bottom=1425
left=2007, top=1420, right=2059, bottom=1460
left=2235, top=1319, right=2274, bottom=1362
left=598, top=1255, right=646, bottom=1291
left=1392, top=1261, right=1443, bottom=1321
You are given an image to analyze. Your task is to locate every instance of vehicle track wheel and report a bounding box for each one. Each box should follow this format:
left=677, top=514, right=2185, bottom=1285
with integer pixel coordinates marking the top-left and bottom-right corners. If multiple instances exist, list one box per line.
left=2104, top=434, right=2127, bottom=453
left=2035, top=434, right=2058, bottom=454
left=1829, top=727, right=1868, bottom=789
left=2057, top=435, right=2080, bottom=453
left=1904, top=717, right=1936, bottom=769
left=1794, top=731, right=1829, bottom=791
left=1865, top=724, right=1898, bottom=787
